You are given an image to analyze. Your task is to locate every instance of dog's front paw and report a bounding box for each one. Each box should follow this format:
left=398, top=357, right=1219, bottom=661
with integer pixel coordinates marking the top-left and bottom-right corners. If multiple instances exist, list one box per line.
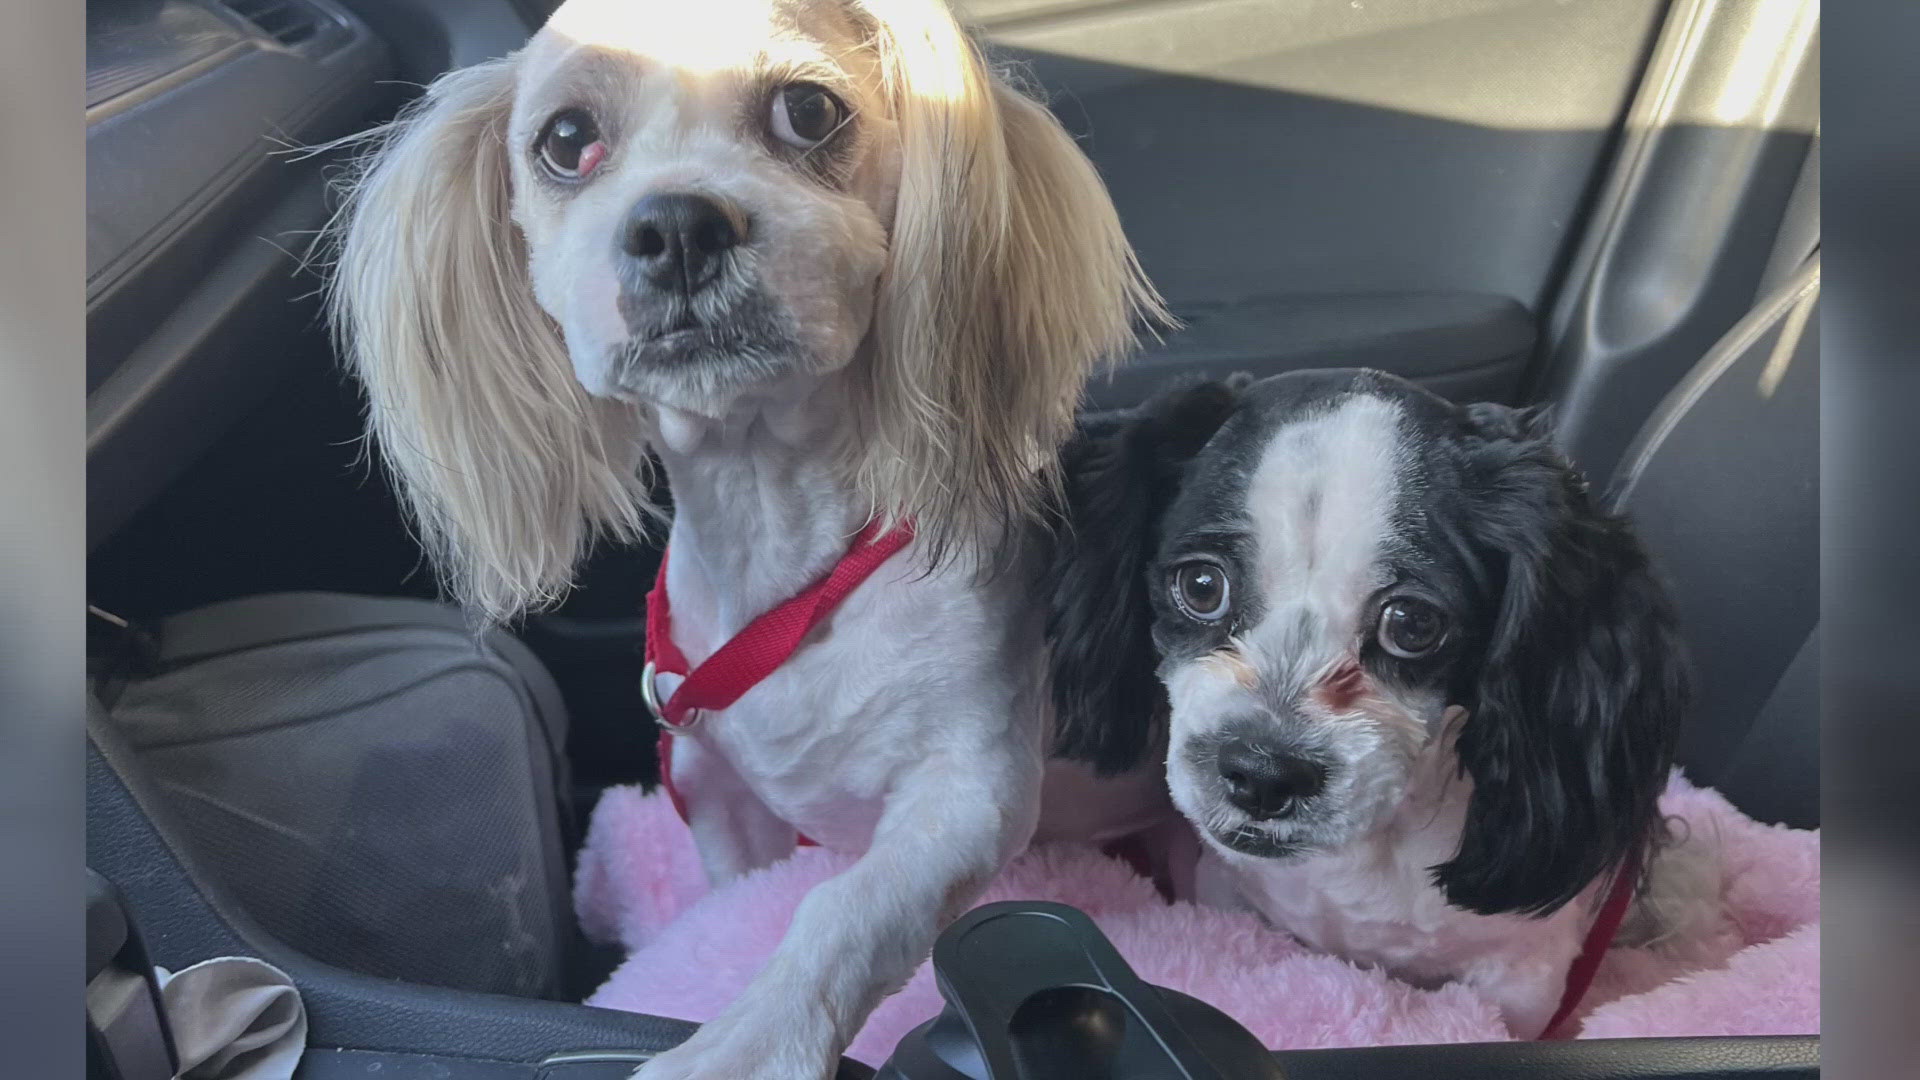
left=629, top=1019, right=839, bottom=1080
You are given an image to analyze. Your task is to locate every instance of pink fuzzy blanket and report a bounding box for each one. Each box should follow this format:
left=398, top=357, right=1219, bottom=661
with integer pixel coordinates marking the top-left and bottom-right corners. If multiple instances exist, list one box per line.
left=575, top=774, right=1818, bottom=1066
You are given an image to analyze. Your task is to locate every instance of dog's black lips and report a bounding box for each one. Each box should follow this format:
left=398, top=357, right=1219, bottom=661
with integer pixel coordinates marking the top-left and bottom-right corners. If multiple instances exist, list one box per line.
left=619, top=324, right=786, bottom=371
left=1215, top=826, right=1303, bottom=860
left=616, top=286, right=796, bottom=370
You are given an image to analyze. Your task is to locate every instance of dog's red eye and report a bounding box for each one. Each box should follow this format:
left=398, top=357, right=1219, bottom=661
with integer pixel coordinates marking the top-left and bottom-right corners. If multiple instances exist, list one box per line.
left=538, top=108, right=605, bottom=179
left=1378, top=597, right=1447, bottom=658
left=769, top=82, right=846, bottom=149
left=1172, top=561, right=1231, bottom=622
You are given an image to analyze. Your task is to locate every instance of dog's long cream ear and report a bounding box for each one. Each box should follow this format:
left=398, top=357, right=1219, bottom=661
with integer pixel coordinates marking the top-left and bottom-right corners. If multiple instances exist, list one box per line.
left=328, top=59, right=651, bottom=624
left=852, top=0, right=1166, bottom=560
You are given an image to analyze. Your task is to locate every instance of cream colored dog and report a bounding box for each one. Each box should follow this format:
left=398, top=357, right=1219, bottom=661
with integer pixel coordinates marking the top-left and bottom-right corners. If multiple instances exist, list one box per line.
left=327, top=0, right=1165, bottom=1076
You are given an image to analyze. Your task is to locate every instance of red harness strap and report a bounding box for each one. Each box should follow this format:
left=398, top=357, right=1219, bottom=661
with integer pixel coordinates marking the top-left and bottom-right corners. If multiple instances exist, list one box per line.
left=1540, top=848, right=1643, bottom=1039
left=644, top=519, right=918, bottom=837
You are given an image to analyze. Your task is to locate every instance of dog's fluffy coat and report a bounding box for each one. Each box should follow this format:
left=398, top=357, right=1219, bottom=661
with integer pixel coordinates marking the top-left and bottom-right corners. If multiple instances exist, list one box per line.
left=1050, top=369, right=1691, bottom=1036
left=327, top=1, right=1167, bottom=1076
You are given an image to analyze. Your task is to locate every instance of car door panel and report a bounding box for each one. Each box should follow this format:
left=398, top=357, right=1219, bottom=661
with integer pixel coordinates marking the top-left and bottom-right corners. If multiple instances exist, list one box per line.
left=86, top=0, right=390, bottom=547
left=963, top=0, right=1673, bottom=404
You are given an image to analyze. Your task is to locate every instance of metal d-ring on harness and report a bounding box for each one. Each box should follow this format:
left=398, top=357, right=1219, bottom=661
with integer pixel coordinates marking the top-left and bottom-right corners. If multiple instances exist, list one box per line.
left=641, top=519, right=917, bottom=830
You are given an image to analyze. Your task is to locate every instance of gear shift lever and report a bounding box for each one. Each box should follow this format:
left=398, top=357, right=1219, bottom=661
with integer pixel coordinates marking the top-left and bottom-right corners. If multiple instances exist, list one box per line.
left=875, top=902, right=1283, bottom=1080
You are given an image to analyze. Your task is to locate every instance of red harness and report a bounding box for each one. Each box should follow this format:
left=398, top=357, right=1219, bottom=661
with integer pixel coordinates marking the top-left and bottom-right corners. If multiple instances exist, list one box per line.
left=1541, top=848, right=1642, bottom=1038
left=642, top=516, right=1176, bottom=895
left=643, top=519, right=918, bottom=835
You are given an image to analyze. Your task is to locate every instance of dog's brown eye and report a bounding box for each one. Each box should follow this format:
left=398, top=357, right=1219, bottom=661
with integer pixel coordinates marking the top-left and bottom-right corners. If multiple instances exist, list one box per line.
left=1378, top=597, right=1447, bottom=658
left=1172, top=562, right=1231, bottom=622
left=538, top=108, right=605, bottom=179
left=769, top=82, right=845, bottom=149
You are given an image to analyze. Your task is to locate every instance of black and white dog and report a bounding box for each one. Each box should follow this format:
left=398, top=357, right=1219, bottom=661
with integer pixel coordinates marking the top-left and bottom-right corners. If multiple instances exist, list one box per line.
left=1049, top=368, right=1695, bottom=1036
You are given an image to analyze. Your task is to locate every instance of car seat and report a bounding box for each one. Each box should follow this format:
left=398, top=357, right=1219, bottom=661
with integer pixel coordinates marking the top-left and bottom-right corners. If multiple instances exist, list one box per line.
left=94, top=592, right=579, bottom=1000
left=1609, top=256, right=1819, bottom=830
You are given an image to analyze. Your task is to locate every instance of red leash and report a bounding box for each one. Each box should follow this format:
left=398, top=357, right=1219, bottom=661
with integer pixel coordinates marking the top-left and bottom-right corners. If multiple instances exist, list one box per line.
left=1540, top=848, right=1643, bottom=1039
left=644, top=519, right=918, bottom=832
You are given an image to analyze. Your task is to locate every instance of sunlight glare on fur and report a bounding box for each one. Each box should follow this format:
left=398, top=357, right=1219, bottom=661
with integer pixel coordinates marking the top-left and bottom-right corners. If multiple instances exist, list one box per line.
left=544, top=0, right=788, bottom=77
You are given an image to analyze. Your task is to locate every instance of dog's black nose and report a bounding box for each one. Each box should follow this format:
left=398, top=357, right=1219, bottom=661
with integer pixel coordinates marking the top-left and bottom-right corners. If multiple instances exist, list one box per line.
left=621, top=193, right=744, bottom=294
left=1217, top=740, right=1326, bottom=820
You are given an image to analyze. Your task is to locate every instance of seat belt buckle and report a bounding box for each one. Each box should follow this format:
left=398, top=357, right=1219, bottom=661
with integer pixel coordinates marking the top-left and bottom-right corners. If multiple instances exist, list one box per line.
left=87, top=870, right=178, bottom=1080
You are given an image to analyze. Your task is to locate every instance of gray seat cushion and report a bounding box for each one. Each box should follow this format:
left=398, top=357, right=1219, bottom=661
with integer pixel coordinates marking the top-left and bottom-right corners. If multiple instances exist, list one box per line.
left=105, top=592, right=576, bottom=998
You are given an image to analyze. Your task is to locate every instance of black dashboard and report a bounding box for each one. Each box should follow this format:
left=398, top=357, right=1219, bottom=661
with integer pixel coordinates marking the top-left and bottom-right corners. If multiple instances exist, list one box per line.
left=85, top=0, right=392, bottom=547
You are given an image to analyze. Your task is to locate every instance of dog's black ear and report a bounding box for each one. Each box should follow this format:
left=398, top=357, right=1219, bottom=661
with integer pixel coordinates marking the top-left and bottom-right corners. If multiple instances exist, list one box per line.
left=1461, top=400, right=1554, bottom=442
left=1433, top=414, right=1687, bottom=916
left=1045, top=374, right=1249, bottom=775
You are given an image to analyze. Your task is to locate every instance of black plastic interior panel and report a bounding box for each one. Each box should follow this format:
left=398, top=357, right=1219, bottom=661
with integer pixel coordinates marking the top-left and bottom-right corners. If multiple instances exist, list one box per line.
left=1271, top=1036, right=1817, bottom=1079
left=292, top=1049, right=878, bottom=1079
left=291, top=1036, right=1818, bottom=1080
left=297, top=1051, right=533, bottom=1079
left=1086, top=291, right=1534, bottom=409
left=329, top=0, right=538, bottom=83
left=1717, top=629, right=1818, bottom=829
left=87, top=170, right=330, bottom=548
left=1610, top=261, right=1820, bottom=829
left=1532, top=0, right=1818, bottom=484
left=87, top=0, right=251, bottom=111
left=977, top=0, right=1669, bottom=309
left=86, top=0, right=389, bottom=547
left=86, top=0, right=385, bottom=320
left=220, top=0, right=361, bottom=55
left=968, top=0, right=1671, bottom=404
